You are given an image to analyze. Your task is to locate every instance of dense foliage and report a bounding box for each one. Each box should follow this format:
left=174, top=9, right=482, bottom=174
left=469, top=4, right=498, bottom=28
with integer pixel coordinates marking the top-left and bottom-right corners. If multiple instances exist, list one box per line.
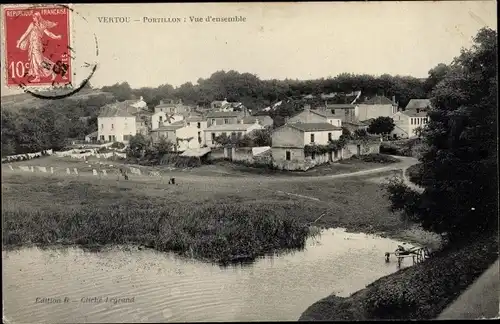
left=213, top=128, right=272, bottom=147
left=1, top=94, right=115, bottom=156
left=386, top=28, right=498, bottom=242
left=368, top=116, right=396, bottom=135
left=102, top=72, right=428, bottom=113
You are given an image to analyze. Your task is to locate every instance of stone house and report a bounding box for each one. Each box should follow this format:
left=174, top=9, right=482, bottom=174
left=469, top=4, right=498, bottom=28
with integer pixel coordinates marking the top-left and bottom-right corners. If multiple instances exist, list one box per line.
left=271, top=122, right=343, bottom=171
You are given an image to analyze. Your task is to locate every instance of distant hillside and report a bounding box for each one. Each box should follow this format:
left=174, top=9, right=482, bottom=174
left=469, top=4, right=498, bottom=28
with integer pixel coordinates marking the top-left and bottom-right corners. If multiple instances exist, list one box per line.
left=1, top=89, right=115, bottom=111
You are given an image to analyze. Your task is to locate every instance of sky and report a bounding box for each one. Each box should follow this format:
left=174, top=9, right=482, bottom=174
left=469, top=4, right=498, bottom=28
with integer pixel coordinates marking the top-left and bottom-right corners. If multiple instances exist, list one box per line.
left=0, top=1, right=497, bottom=96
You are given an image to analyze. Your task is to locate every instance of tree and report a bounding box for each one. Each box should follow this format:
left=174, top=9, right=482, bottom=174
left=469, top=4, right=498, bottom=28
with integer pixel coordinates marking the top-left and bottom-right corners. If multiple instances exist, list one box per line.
left=368, top=117, right=395, bottom=135
left=387, top=28, right=498, bottom=243
left=423, top=63, right=452, bottom=94
left=251, top=128, right=272, bottom=147
left=127, top=134, right=151, bottom=158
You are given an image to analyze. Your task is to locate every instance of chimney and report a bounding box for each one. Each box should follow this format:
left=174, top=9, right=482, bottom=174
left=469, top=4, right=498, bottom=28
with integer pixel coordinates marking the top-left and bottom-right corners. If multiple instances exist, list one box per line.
left=392, top=95, right=396, bottom=104
left=239, top=119, right=244, bottom=124
left=416, top=108, right=420, bottom=113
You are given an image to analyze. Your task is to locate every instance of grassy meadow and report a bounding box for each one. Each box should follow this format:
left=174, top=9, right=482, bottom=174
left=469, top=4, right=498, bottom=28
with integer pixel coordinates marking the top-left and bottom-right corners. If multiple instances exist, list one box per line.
left=2, top=155, right=422, bottom=264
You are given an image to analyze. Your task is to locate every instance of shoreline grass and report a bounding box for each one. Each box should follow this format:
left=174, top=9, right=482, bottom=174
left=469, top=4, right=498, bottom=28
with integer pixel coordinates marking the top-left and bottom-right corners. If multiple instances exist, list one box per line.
left=2, top=202, right=314, bottom=265
left=2, top=163, right=432, bottom=265
left=298, top=234, right=498, bottom=321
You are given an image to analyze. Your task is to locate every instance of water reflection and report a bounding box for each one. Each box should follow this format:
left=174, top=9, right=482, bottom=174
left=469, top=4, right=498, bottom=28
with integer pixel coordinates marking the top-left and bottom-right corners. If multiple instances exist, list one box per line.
left=3, top=228, right=412, bottom=323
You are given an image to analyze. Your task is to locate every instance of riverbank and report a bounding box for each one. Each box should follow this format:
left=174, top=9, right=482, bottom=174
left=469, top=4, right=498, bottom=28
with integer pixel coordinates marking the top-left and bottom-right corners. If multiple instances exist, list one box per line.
left=299, top=234, right=499, bottom=320
left=2, top=157, right=431, bottom=264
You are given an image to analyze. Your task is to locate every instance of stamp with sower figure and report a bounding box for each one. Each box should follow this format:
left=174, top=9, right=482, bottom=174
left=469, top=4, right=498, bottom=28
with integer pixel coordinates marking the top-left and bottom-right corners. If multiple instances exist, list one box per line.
left=3, top=5, right=72, bottom=88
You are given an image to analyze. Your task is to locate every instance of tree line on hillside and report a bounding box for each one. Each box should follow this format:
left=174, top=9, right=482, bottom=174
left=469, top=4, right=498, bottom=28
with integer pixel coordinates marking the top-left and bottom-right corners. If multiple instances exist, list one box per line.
left=386, top=27, right=498, bottom=244
left=102, top=71, right=438, bottom=113
left=1, top=93, right=115, bottom=156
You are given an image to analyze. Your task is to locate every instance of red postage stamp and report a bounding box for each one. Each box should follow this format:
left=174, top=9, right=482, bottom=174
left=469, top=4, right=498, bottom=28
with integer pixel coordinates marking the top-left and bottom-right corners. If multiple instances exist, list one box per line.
left=3, top=5, right=72, bottom=88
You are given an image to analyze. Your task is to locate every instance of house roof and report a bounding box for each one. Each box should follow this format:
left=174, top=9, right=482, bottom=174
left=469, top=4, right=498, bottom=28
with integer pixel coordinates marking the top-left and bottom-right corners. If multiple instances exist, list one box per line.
left=343, top=121, right=368, bottom=127
left=287, top=123, right=342, bottom=132
left=405, top=99, right=432, bottom=110
left=180, top=147, right=212, bottom=157
left=151, top=121, right=185, bottom=131
left=312, top=108, right=340, bottom=118
left=242, top=115, right=273, bottom=125
left=206, top=111, right=242, bottom=118
left=361, top=95, right=394, bottom=105
left=401, top=110, right=429, bottom=117
left=99, top=102, right=139, bottom=117
left=204, top=124, right=257, bottom=132
left=325, top=104, right=357, bottom=109
left=186, top=115, right=204, bottom=122
left=85, top=131, right=98, bottom=137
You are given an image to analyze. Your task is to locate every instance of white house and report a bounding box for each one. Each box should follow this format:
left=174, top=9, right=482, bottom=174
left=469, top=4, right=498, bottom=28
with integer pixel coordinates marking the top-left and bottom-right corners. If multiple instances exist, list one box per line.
left=151, top=111, right=184, bottom=130
left=204, top=120, right=264, bottom=148
left=97, top=102, right=138, bottom=143
left=357, top=95, right=398, bottom=121
left=390, top=110, right=430, bottom=139
left=289, top=107, right=342, bottom=127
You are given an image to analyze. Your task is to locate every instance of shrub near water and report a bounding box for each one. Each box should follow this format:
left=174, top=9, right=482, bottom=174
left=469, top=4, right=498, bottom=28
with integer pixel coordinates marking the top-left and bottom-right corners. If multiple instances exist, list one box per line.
left=2, top=202, right=312, bottom=264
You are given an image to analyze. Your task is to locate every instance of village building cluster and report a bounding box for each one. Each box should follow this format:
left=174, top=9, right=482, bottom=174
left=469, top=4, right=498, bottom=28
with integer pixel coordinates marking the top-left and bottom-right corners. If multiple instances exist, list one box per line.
left=86, top=93, right=431, bottom=170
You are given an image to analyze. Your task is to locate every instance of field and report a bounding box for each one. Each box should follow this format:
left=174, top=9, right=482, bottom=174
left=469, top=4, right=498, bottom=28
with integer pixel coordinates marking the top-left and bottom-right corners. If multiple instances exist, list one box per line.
left=2, top=155, right=436, bottom=263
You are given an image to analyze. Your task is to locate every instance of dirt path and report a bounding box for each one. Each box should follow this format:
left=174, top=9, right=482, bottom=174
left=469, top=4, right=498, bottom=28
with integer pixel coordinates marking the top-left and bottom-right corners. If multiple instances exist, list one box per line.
left=2, top=155, right=421, bottom=185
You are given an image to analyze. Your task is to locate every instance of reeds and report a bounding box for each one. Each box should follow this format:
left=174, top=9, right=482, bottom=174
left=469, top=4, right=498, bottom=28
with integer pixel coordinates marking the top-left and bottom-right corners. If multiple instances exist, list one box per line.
left=2, top=201, right=315, bottom=265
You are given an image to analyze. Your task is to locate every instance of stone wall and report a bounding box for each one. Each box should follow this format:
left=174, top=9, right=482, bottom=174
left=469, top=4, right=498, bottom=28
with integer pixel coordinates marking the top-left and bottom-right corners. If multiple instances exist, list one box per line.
left=342, top=141, right=381, bottom=159
left=271, top=147, right=331, bottom=171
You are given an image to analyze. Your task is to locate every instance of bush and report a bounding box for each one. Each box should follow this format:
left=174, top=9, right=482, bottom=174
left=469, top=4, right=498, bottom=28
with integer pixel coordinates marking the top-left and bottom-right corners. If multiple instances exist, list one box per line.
left=355, top=153, right=399, bottom=164
left=111, top=142, right=125, bottom=149
left=406, top=164, right=423, bottom=186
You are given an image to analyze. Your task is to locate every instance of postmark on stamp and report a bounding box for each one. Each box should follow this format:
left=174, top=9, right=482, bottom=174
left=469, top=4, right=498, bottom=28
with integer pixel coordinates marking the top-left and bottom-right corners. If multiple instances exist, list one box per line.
left=3, top=5, right=72, bottom=87
left=2, top=4, right=99, bottom=99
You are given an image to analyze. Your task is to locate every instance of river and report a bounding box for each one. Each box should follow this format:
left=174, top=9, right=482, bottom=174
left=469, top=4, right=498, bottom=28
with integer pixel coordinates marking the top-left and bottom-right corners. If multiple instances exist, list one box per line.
left=3, top=228, right=413, bottom=323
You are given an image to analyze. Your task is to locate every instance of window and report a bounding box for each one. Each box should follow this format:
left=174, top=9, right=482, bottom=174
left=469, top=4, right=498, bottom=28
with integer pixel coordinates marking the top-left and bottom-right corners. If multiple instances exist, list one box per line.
left=222, top=132, right=227, bottom=136
left=111, top=124, right=114, bottom=129
left=198, top=131, right=201, bottom=137
left=286, top=151, right=291, bottom=161
left=211, top=133, right=216, bottom=141
left=197, top=122, right=201, bottom=129
left=211, top=119, right=215, bottom=124
left=331, top=109, right=335, bottom=114
left=410, top=118, right=413, bottom=125
left=159, top=116, right=163, bottom=122
left=310, top=134, right=315, bottom=143
left=311, top=152, right=316, bottom=160
left=100, top=135, right=105, bottom=141
left=101, top=124, right=104, bottom=129
left=224, top=119, right=229, bottom=124
left=170, top=108, right=174, bottom=113
left=123, top=135, right=130, bottom=141
left=187, top=122, right=191, bottom=126
left=328, top=132, right=332, bottom=141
